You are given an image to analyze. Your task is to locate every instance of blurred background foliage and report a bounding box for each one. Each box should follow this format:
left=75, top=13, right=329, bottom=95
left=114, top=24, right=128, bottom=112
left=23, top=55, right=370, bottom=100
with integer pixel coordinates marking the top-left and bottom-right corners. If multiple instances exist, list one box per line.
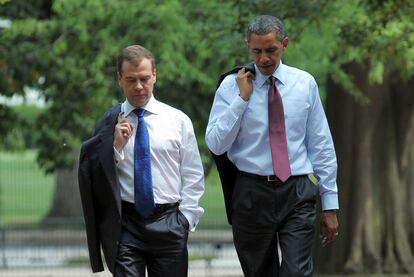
left=1, top=0, right=413, bottom=173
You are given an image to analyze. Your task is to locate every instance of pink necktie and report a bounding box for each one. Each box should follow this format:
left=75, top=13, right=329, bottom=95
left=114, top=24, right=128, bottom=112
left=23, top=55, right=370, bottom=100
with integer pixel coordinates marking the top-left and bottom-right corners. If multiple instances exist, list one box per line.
left=268, top=76, right=291, bottom=182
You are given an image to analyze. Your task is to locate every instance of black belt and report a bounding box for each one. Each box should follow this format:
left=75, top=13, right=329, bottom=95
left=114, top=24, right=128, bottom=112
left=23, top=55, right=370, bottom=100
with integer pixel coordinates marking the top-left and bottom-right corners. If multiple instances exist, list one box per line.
left=121, top=200, right=179, bottom=217
left=239, top=171, right=286, bottom=184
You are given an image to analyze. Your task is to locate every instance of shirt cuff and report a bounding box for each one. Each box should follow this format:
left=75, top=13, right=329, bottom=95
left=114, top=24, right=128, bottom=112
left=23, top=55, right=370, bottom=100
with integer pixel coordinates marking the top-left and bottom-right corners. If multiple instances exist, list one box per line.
left=179, top=209, right=198, bottom=232
left=321, top=193, right=339, bottom=211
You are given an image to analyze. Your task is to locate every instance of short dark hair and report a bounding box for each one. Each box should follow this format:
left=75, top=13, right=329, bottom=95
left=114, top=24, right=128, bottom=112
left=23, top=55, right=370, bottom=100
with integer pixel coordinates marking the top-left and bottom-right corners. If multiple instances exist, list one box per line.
left=117, top=45, right=156, bottom=74
left=246, top=15, right=287, bottom=41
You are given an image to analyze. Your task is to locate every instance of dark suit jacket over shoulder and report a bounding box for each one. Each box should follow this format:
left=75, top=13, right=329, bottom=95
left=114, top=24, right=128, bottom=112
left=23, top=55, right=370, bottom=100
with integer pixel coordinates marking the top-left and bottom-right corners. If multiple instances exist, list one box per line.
left=78, top=104, right=121, bottom=273
left=211, top=62, right=255, bottom=225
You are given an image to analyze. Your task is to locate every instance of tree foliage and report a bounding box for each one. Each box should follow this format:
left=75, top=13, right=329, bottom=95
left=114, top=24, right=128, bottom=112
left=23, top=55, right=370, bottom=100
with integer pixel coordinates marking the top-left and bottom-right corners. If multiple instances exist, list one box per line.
left=1, top=0, right=334, bottom=172
left=316, top=0, right=414, bottom=274
left=2, top=0, right=412, bottom=169
left=0, top=0, right=240, bottom=172
left=325, top=0, right=414, bottom=102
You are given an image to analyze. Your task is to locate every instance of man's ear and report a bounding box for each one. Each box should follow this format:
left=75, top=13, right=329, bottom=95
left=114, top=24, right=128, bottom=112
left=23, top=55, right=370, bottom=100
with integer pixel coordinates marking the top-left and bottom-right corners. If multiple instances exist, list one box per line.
left=282, top=37, right=289, bottom=48
left=117, top=72, right=122, bottom=85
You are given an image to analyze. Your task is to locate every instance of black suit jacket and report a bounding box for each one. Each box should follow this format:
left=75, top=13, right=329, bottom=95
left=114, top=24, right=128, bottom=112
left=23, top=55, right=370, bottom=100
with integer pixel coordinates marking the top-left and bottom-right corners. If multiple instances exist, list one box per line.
left=78, top=103, right=122, bottom=273
left=211, top=62, right=255, bottom=225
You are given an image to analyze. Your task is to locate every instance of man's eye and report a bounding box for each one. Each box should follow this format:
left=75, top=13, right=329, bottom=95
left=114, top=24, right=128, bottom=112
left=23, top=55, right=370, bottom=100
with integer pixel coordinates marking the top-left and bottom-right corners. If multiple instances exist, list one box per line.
left=252, top=49, right=261, bottom=54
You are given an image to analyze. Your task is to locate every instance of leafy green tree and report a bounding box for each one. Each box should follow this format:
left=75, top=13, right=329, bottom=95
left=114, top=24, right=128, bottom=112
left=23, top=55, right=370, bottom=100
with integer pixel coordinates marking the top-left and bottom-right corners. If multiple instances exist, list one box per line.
left=0, top=0, right=332, bottom=170
left=0, top=0, right=239, bottom=172
left=319, top=0, right=414, bottom=274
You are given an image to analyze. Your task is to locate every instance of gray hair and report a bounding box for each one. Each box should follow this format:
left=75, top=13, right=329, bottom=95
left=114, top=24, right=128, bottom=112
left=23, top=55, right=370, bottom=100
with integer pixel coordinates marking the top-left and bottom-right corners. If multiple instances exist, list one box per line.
left=246, top=15, right=287, bottom=41
left=117, top=45, right=156, bottom=74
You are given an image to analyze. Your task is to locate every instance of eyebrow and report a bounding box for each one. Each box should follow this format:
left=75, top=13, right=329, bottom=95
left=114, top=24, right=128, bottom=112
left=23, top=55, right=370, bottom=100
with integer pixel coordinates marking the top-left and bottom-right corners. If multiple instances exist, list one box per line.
left=252, top=46, right=278, bottom=51
left=125, top=74, right=151, bottom=79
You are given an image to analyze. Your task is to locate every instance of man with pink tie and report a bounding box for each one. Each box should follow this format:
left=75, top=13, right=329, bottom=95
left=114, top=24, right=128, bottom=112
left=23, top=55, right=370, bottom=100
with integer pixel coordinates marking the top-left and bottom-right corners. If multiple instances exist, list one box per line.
left=206, top=15, right=339, bottom=277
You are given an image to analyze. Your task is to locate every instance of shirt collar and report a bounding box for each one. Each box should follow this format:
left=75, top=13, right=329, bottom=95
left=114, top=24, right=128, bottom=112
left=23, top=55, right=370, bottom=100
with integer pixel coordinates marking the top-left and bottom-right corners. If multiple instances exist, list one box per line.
left=253, top=60, right=286, bottom=88
left=123, top=95, right=161, bottom=117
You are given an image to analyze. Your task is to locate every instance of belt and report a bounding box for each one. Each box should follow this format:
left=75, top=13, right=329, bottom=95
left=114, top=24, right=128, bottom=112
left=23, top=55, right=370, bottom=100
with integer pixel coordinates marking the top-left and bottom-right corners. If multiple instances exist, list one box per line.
left=239, top=171, right=285, bottom=183
left=121, top=201, right=179, bottom=217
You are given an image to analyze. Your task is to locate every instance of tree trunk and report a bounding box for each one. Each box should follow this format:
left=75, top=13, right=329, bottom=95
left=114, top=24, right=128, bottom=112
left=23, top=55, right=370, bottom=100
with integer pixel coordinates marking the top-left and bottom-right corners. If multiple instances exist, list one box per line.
left=42, top=148, right=83, bottom=222
left=314, top=61, right=414, bottom=274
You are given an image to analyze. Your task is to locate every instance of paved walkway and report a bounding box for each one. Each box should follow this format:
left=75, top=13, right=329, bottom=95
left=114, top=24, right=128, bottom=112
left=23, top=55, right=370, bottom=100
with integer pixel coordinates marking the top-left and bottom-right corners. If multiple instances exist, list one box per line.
left=0, top=266, right=244, bottom=277
left=1, top=228, right=243, bottom=276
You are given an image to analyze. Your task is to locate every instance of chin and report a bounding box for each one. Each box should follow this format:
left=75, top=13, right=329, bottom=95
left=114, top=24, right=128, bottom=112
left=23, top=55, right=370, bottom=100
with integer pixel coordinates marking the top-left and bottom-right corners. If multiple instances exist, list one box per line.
left=130, top=97, right=149, bottom=107
left=135, top=102, right=147, bottom=108
left=259, top=68, right=273, bottom=76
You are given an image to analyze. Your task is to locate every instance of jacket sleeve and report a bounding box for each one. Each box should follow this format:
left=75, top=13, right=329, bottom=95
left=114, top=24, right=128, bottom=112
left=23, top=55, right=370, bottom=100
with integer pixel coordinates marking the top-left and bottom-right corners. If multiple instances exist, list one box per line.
left=78, top=141, right=104, bottom=272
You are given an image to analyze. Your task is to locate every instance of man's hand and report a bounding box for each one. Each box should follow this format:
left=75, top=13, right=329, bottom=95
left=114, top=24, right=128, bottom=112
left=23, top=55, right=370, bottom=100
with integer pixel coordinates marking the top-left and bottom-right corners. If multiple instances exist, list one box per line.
left=320, top=210, right=339, bottom=247
left=236, top=67, right=255, bottom=101
left=114, top=112, right=133, bottom=152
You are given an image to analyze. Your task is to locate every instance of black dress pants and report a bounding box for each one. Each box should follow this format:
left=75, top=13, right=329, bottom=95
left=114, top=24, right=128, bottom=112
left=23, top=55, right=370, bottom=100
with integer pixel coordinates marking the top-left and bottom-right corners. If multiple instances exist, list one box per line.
left=231, top=173, right=318, bottom=277
left=114, top=201, right=189, bottom=277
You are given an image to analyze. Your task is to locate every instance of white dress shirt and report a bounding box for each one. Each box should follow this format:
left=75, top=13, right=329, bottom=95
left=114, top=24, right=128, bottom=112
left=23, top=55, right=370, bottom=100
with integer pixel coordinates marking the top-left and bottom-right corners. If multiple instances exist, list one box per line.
left=206, top=61, right=338, bottom=210
left=114, top=96, right=205, bottom=231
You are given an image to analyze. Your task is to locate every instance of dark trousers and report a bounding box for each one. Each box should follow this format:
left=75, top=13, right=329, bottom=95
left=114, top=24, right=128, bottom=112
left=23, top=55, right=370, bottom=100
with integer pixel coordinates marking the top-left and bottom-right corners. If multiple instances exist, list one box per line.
left=231, top=173, right=318, bottom=277
left=114, top=201, right=189, bottom=277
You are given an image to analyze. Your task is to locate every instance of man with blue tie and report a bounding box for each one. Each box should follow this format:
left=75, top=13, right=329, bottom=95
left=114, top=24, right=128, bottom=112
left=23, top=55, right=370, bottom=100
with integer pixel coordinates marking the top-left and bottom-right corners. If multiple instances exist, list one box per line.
left=206, top=15, right=339, bottom=277
left=79, top=45, right=205, bottom=277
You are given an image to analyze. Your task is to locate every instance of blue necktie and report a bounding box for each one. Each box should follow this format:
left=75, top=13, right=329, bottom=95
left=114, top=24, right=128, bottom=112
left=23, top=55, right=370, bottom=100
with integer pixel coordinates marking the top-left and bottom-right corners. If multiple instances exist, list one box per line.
left=133, top=108, right=155, bottom=217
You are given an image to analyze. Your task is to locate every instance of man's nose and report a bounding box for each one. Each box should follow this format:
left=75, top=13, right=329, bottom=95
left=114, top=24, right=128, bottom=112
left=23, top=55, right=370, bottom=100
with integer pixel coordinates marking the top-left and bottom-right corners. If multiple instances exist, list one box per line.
left=134, top=81, right=144, bottom=89
left=259, top=53, right=270, bottom=63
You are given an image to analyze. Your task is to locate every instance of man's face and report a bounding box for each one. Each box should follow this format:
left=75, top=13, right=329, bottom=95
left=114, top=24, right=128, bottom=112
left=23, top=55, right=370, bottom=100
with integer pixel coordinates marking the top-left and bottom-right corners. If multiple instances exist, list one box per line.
left=117, top=58, right=156, bottom=107
left=246, top=32, right=288, bottom=76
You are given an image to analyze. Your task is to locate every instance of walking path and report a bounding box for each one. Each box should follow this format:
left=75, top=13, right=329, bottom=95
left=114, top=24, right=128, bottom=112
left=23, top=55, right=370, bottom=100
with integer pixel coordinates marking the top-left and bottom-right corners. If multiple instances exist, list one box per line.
left=0, top=265, right=244, bottom=277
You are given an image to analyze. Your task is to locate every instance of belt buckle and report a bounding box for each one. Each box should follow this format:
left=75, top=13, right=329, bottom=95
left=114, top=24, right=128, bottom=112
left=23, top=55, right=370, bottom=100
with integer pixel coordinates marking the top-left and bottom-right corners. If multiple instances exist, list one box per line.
left=267, top=175, right=277, bottom=182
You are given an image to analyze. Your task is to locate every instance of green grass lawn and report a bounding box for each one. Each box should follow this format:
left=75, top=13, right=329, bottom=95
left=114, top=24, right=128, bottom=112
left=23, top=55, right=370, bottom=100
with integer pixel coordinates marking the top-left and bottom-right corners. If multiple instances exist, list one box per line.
left=0, top=150, right=55, bottom=224
left=0, top=150, right=228, bottom=226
